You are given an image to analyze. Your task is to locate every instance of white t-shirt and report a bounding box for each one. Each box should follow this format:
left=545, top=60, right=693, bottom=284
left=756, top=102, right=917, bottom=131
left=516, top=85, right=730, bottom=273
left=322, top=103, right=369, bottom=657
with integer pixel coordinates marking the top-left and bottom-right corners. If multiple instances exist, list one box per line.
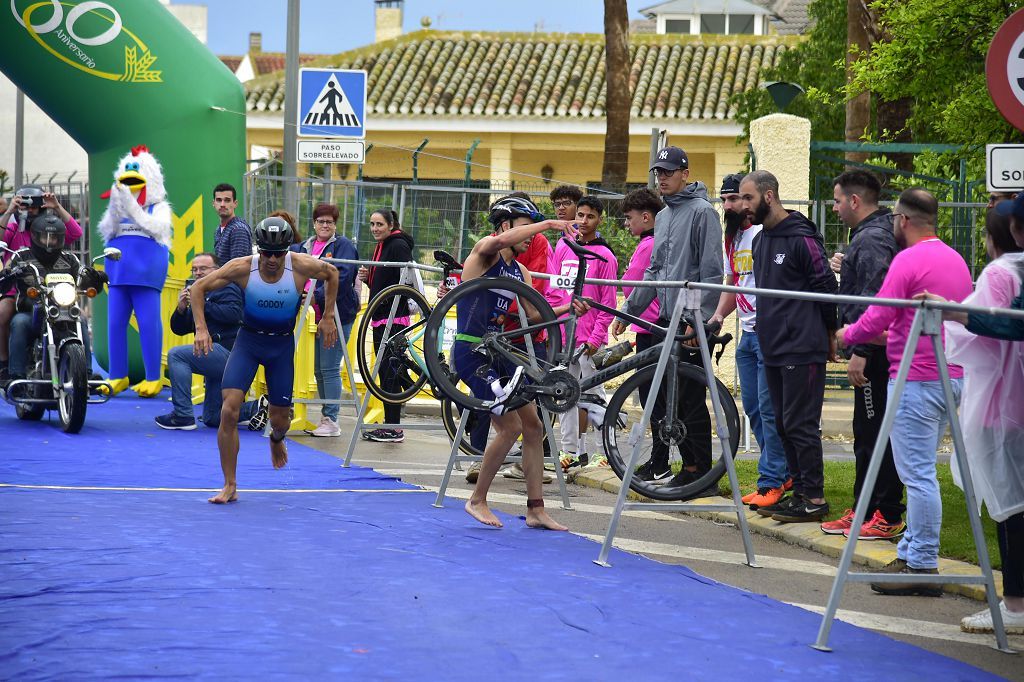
left=723, top=223, right=762, bottom=332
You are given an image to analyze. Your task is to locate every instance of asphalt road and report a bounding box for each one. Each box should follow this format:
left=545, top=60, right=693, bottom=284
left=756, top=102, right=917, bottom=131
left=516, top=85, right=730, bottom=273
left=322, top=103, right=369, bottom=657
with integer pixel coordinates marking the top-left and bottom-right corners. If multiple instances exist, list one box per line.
left=296, top=414, right=1022, bottom=681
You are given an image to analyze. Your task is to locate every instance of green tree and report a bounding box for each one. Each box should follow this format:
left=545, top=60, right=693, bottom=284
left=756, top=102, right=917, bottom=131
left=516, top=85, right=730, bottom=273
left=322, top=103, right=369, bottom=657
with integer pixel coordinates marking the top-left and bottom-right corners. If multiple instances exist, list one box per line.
left=731, top=0, right=847, bottom=141
left=850, top=0, right=1023, bottom=148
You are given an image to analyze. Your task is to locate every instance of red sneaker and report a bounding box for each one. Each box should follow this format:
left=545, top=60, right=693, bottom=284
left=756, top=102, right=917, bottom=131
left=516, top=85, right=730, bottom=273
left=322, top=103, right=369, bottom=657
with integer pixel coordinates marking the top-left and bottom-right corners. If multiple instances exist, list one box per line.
left=845, top=510, right=906, bottom=541
left=820, top=508, right=855, bottom=535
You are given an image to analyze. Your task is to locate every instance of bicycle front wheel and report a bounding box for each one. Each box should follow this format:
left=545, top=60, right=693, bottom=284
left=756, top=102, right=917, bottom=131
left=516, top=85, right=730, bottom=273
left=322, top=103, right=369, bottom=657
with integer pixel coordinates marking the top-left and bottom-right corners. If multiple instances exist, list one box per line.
left=423, top=276, right=561, bottom=413
left=602, top=362, right=740, bottom=502
left=356, top=284, right=432, bottom=404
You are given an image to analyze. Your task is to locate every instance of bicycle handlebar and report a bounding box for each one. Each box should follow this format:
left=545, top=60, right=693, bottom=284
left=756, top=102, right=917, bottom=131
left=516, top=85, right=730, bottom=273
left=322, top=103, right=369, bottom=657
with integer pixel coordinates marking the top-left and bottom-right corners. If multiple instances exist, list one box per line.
left=562, top=238, right=608, bottom=263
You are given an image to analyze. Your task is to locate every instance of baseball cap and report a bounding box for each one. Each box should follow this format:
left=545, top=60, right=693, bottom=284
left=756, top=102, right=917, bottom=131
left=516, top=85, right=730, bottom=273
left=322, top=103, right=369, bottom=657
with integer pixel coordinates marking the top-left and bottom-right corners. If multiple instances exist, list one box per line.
left=720, top=173, right=745, bottom=195
left=994, top=193, right=1024, bottom=220
left=650, top=146, right=688, bottom=172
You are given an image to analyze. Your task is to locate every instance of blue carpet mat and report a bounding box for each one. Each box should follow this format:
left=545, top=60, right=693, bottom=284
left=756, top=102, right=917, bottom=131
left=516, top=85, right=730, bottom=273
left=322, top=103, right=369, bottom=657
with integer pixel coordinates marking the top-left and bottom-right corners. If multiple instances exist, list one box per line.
left=0, top=396, right=1000, bottom=680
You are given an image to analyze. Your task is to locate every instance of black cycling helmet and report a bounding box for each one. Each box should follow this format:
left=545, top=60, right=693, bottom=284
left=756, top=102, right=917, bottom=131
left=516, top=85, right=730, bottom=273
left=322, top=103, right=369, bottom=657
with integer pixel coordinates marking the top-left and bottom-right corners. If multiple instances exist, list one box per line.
left=30, top=213, right=66, bottom=254
left=254, top=216, right=294, bottom=252
left=487, top=196, right=545, bottom=227
left=16, top=185, right=45, bottom=211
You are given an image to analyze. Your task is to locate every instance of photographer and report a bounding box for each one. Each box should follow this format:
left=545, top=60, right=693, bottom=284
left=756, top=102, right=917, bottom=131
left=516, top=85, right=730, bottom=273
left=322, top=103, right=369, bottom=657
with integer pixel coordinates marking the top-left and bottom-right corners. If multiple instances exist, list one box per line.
left=0, top=186, right=83, bottom=380
left=155, top=253, right=267, bottom=430
left=0, top=214, right=103, bottom=387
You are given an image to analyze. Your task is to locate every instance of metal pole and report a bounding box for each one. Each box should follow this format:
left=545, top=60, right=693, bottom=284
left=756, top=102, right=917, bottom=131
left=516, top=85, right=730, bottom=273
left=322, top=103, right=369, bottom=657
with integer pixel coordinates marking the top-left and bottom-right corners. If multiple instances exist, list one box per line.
left=14, top=89, right=25, bottom=188
left=647, top=127, right=660, bottom=190
left=282, top=0, right=301, bottom=218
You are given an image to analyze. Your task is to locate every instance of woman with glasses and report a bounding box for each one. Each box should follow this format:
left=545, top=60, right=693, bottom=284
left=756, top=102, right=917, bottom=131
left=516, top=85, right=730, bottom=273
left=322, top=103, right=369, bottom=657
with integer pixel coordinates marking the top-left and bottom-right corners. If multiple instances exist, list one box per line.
left=292, top=203, right=359, bottom=437
left=355, top=209, right=414, bottom=443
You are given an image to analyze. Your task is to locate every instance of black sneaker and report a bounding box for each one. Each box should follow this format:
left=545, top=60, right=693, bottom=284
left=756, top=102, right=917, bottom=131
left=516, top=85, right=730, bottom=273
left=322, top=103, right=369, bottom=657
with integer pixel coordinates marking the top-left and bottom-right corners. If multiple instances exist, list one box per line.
left=870, top=565, right=943, bottom=597
left=367, top=428, right=405, bottom=443
left=772, top=499, right=830, bottom=523
left=635, top=460, right=672, bottom=482
left=246, top=395, right=270, bottom=432
left=155, top=412, right=197, bottom=431
left=663, top=467, right=711, bottom=488
left=756, top=493, right=802, bottom=517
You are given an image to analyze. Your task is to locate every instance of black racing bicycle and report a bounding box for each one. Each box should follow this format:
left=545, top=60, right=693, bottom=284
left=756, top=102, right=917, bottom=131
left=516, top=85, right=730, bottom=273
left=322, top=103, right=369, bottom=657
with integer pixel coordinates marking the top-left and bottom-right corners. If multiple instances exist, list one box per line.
left=422, top=238, right=739, bottom=501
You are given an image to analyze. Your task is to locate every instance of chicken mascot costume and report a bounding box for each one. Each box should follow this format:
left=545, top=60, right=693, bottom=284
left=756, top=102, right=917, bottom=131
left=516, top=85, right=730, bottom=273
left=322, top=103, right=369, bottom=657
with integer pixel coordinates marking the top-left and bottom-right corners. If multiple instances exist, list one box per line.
left=98, top=145, right=171, bottom=397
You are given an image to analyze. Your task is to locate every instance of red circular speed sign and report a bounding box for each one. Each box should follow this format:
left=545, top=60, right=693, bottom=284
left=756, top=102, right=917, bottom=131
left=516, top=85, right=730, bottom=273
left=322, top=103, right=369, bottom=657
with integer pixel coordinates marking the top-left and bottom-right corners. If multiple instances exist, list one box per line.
left=988, top=9, right=1024, bottom=131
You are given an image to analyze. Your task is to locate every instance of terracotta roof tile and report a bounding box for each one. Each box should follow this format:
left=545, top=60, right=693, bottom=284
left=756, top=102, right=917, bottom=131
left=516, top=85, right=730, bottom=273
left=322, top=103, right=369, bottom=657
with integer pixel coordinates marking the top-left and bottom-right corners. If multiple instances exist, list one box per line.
left=244, top=30, right=796, bottom=122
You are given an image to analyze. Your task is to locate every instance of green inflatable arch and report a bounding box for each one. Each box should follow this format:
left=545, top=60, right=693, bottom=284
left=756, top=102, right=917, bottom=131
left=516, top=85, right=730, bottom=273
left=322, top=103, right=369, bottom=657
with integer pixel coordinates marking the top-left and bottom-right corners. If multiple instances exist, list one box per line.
left=0, top=0, right=246, bottom=379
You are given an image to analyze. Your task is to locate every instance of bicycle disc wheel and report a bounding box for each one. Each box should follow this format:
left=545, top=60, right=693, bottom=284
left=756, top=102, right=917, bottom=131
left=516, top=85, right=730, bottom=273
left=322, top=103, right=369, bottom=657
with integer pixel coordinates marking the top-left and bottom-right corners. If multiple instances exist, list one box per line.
left=423, top=276, right=561, bottom=413
left=356, top=284, right=432, bottom=404
left=602, top=362, right=740, bottom=502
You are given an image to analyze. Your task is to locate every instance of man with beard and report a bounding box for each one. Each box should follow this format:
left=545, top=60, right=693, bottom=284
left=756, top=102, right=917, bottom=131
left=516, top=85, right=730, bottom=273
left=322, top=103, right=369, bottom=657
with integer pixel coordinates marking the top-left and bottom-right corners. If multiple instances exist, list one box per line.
left=612, top=146, right=723, bottom=493
left=740, top=170, right=839, bottom=523
left=709, top=173, right=790, bottom=508
left=822, top=170, right=906, bottom=541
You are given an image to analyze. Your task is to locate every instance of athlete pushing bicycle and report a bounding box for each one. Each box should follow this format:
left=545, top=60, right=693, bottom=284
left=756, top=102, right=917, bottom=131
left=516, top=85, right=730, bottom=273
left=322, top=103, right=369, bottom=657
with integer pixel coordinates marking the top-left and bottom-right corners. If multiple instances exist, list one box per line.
left=455, top=196, right=577, bottom=530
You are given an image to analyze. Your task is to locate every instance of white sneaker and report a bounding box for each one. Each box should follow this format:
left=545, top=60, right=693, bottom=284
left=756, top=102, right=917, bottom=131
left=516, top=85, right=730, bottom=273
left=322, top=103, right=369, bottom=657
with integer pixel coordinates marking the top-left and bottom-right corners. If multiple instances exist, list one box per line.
left=304, top=415, right=329, bottom=435
left=502, top=461, right=552, bottom=484
left=960, top=601, right=1024, bottom=634
left=310, top=418, right=342, bottom=437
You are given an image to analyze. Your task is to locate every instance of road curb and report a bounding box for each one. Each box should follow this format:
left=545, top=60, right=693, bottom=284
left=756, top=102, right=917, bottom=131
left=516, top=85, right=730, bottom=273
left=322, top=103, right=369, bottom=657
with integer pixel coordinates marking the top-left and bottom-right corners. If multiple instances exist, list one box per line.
left=570, top=467, right=1002, bottom=602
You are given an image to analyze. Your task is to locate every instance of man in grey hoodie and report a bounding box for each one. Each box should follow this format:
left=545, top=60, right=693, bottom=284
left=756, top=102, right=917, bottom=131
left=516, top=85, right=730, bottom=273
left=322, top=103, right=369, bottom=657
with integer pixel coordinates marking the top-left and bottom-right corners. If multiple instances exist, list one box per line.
left=612, top=146, right=724, bottom=493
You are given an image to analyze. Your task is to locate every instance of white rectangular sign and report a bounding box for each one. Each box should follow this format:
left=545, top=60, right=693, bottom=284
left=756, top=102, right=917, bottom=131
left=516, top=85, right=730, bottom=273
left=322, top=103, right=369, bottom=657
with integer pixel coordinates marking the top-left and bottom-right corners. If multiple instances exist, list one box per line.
left=986, top=144, right=1024, bottom=191
left=297, top=139, right=365, bottom=164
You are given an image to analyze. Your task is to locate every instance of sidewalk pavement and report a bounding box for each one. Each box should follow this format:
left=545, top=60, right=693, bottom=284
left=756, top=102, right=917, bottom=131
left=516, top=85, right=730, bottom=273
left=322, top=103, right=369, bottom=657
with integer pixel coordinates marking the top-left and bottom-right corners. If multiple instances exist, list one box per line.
left=569, top=465, right=1002, bottom=602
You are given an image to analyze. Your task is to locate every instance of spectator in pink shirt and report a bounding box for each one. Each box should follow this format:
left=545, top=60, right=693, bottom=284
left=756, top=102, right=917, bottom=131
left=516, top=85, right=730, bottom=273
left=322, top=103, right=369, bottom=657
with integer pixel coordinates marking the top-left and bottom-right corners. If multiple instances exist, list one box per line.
left=545, top=196, right=618, bottom=467
left=837, top=188, right=973, bottom=597
left=0, top=186, right=83, bottom=381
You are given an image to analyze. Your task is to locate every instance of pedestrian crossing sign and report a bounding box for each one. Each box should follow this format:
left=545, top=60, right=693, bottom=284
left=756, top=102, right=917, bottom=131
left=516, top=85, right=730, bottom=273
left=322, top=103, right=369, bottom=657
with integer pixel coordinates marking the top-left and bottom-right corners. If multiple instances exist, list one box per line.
left=297, top=68, right=367, bottom=139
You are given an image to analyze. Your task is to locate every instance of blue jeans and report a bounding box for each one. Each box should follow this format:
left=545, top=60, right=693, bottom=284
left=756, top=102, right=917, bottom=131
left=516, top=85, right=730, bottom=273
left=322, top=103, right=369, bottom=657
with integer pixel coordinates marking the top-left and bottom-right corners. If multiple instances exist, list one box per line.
left=314, top=322, right=352, bottom=422
left=8, top=311, right=93, bottom=377
left=735, top=331, right=788, bottom=489
left=167, top=343, right=259, bottom=428
left=888, top=378, right=962, bottom=569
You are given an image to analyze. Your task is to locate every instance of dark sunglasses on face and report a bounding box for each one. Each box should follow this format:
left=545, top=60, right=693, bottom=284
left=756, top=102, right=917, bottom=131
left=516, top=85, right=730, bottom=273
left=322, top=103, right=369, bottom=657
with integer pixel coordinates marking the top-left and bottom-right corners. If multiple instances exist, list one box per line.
left=260, top=249, right=287, bottom=259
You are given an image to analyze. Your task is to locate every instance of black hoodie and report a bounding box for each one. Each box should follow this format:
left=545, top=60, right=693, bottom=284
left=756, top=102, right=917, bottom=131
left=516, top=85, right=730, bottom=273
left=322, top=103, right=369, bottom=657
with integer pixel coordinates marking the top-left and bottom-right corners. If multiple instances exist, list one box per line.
left=368, top=230, right=415, bottom=321
left=752, top=210, right=839, bottom=366
left=838, top=208, right=898, bottom=359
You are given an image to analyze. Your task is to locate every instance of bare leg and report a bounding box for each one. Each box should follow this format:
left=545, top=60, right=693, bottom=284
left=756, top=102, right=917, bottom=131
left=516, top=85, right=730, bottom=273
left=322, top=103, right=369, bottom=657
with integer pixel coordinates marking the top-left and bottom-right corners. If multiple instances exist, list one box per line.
left=519, top=405, right=567, bottom=531
left=210, top=389, right=244, bottom=504
left=465, top=411, right=521, bottom=528
left=267, top=404, right=290, bottom=469
left=0, top=298, right=14, bottom=364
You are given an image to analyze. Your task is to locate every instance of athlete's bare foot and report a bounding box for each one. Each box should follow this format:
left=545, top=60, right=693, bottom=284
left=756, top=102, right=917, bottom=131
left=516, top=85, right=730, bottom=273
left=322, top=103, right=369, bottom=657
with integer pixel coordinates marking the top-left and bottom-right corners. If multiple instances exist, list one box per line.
left=526, top=508, right=568, bottom=531
left=270, top=438, right=288, bottom=469
left=208, top=484, right=238, bottom=504
left=465, top=499, right=503, bottom=528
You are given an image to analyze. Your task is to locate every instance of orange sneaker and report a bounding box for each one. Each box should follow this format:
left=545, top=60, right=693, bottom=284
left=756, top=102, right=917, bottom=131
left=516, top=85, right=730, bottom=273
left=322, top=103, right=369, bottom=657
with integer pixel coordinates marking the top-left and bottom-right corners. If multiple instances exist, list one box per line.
left=747, top=486, right=785, bottom=510
left=741, top=489, right=759, bottom=504
left=820, top=508, right=855, bottom=535
left=783, top=478, right=793, bottom=491
left=845, top=510, right=906, bottom=541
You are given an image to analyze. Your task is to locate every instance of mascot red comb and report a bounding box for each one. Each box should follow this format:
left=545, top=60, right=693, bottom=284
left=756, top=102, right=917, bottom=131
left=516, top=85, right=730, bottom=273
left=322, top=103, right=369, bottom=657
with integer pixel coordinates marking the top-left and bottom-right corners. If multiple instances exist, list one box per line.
left=98, top=145, right=171, bottom=397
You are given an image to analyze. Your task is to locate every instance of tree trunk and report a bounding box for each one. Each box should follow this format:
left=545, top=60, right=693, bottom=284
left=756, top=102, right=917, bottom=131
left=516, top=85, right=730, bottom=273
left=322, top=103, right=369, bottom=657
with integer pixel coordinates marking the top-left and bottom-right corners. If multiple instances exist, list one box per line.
left=876, top=96, right=914, bottom=171
left=845, top=0, right=871, bottom=165
left=602, top=0, right=630, bottom=188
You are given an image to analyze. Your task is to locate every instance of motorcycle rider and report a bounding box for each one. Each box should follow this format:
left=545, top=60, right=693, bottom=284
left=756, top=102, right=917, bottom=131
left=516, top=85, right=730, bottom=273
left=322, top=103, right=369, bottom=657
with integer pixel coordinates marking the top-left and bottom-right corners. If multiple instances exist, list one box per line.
left=0, top=214, right=106, bottom=388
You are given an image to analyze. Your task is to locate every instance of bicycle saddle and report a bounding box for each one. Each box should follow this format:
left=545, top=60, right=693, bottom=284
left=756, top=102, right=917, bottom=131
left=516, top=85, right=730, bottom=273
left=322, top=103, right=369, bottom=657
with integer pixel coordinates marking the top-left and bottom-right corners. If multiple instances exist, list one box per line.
left=561, top=238, right=608, bottom=263
left=434, top=250, right=462, bottom=270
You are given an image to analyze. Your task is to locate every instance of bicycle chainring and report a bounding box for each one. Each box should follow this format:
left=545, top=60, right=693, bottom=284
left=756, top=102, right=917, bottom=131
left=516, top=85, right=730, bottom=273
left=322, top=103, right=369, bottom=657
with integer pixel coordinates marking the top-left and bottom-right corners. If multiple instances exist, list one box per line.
left=534, top=369, right=581, bottom=414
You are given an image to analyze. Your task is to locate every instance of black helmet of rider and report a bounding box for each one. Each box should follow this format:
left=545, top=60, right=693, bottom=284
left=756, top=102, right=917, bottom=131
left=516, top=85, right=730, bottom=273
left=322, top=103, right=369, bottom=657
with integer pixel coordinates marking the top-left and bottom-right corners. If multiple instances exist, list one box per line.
left=254, top=216, right=294, bottom=253
left=16, top=185, right=45, bottom=212
left=30, top=213, right=66, bottom=255
left=487, top=196, right=545, bottom=227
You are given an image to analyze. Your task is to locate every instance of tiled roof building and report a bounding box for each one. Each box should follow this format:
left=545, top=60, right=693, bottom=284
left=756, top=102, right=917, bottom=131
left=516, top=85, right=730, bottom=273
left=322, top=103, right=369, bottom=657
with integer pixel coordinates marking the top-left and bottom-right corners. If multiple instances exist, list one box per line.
left=242, top=29, right=798, bottom=191
left=245, top=30, right=792, bottom=122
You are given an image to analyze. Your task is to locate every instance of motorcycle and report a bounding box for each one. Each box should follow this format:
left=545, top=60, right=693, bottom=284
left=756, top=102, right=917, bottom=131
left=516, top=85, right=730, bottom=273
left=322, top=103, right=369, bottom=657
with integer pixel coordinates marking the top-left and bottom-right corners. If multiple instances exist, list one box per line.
left=0, top=241, right=121, bottom=433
